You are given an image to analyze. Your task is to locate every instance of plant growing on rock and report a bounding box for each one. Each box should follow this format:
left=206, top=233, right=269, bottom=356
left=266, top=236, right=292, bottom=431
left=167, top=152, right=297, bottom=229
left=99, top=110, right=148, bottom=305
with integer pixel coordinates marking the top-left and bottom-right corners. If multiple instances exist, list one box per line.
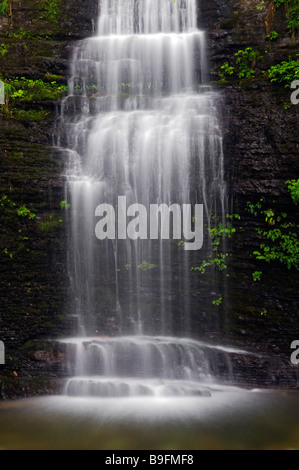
left=246, top=192, right=299, bottom=273
left=286, top=179, right=299, bottom=204
left=267, top=58, right=299, bottom=86
left=0, top=43, right=8, bottom=56
left=218, top=48, right=263, bottom=82
left=137, top=260, right=157, bottom=271
left=273, top=0, right=299, bottom=42
left=0, top=0, right=8, bottom=16
left=0, top=76, right=67, bottom=118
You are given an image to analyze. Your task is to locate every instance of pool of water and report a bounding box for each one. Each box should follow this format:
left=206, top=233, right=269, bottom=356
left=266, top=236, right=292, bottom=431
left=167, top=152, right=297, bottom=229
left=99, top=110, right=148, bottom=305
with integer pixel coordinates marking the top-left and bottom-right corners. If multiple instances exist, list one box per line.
left=1, top=384, right=299, bottom=450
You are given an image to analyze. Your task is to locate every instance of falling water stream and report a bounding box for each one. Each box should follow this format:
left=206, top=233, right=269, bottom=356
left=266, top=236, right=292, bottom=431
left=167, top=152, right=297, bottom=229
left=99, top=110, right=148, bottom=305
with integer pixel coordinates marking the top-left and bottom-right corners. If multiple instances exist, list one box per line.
left=1, top=0, right=299, bottom=451
left=57, top=0, right=233, bottom=399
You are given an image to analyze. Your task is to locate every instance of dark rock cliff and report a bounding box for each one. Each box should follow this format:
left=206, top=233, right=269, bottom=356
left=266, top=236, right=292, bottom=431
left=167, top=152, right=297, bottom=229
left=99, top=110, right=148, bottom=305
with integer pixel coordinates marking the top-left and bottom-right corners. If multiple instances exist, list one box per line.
left=0, top=0, right=98, bottom=398
left=0, top=0, right=298, bottom=398
left=200, top=0, right=299, bottom=377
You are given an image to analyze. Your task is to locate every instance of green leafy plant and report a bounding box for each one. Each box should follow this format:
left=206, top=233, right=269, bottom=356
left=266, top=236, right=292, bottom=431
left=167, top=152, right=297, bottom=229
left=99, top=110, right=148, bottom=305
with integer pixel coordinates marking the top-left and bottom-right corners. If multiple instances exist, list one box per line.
left=267, top=58, right=299, bottom=87
left=38, top=215, right=63, bottom=232
left=218, top=62, right=235, bottom=83
left=0, top=194, right=15, bottom=209
left=252, top=271, right=263, bottom=282
left=2, top=247, right=13, bottom=259
left=257, top=1, right=266, bottom=10
left=191, top=253, right=229, bottom=275
left=9, top=108, right=50, bottom=122
left=39, top=0, right=61, bottom=30
left=4, top=28, right=51, bottom=40
left=246, top=193, right=299, bottom=271
left=0, top=0, right=8, bottom=16
left=266, top=30, right=279, bottom=41
left=0, top=43, right=8, bottom=56
left=273, top=0, right=299, bottom=42
left=1, top=196, right=36, bottom=220
left=286, top=179, right=299, bottom=204
left=218, top=48, right=263, bottom=82
left=212, top=296, right=223, bottom=306
left=234, top=48, right=263, bottom=79
left=60, top=200, right=71, bottom=210
left=2, top=76, right=67, bottom=103
left=0, top=76, right=67, bottom=117
left=137, top=260, right=156, bottom=271
left=17, top=205, right=36, bottom=220
left=191, top=213, right=240, bottom=275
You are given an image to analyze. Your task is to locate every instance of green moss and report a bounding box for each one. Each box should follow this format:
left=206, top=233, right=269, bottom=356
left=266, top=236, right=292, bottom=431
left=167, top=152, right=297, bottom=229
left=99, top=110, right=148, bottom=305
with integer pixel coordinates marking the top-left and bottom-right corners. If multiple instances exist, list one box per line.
left=21, top=340, right=50, bottom=352
left=38, top=214, right=63, bottom=232
left=38, top=0, right=62, bottom=32
left=9, top=107, right=50, bottom=122
left=273, top=0, right=299, bottom=40
left=0, top=0, right=8, bottom=16
left=2, top=76, right=67, bottom=103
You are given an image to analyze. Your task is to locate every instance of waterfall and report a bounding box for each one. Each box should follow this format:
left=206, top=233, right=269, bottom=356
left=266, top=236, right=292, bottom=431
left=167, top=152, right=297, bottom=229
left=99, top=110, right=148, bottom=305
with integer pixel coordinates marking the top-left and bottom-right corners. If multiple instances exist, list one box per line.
left=58, top=0, right=231, bottom=398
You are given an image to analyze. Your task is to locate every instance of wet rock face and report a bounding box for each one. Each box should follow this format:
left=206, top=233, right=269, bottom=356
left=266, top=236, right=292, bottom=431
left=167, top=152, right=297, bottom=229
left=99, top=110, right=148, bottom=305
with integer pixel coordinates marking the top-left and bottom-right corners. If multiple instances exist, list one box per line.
left=0, top=0, right=98, bottom=399
left=6, top=0, right=98, bottom=39
left=0, top=0, right=298, bottom=399
left=198, top=0, right=299, bottom=361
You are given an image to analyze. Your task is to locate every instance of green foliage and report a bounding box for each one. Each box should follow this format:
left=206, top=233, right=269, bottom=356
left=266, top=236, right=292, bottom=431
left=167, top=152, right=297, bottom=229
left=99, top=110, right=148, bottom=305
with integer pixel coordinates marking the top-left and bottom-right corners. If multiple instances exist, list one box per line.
left=1, top=196, right=35, bottom=220
left=9, top=28, right=35, bottom=39
left=2, top=247, right=13, bottom=259
left=209, top=214, right=240, bottom=252
left=287, top=3, right=299, bottom=39
left=4, top=28, right=51, bottom=40
left=266, top=30, right=279, bottom=41
left=246, top=199, right=263, bottom=217
left=191, top=253, right=228, bottom=274
left=17, top=205, right=36, bottom=220
left=38, top=215, right=63, bottom=232
left=273, top=0, right=299, bottom=40
left=9, top=108, right=50, bottom=122
left=3, top=76, right=68, bottom=102
left=252, top=271, right=263, bottom=282
left=218, top=48, right=263, bottom=82
left=137, top=260, right=157, bottom=271
left=267, top=58, right=299, bottom=87
left=0, top=194, right=15, bottom=210
left=212, top=296, right=223, bottom=306
left=273, top=0, right=288, bottom=7
left=190, top=214, right=240, bottom=275
left=218, top=62, right=235, bottom=83
left=0, top=43, right=8, bottom=56
left=234, top=48, right=263, bottom=79
left=0, top=0, right=8, bottom=16
left=39, top=0, right=61, bottom=29
left=286, top=179, right=299, bottom=204
left=1, top=195, right=37, bottom=260
left=254, top=229, right=299, bottom=270
left=121, top=82, right=134, bottom=89
left=0, top=76, right=67, bottom=121
left=257, top=1, right=266, bottom=10
left=246, top=194, right=299, bottom=271
left=60, top=200, right=71, bottom=210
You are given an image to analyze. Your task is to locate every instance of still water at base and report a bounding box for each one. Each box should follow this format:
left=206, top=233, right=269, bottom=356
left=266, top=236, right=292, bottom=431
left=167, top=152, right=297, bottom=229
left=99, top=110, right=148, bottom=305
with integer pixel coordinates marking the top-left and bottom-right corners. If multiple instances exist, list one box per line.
left=1, top=387, right=299, bottom=450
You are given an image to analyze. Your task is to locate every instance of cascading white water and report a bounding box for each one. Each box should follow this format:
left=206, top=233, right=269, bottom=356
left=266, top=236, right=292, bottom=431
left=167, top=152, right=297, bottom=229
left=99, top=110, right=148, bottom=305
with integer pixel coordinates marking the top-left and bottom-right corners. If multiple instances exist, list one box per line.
left=58, top=0, right=231, bottom=398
